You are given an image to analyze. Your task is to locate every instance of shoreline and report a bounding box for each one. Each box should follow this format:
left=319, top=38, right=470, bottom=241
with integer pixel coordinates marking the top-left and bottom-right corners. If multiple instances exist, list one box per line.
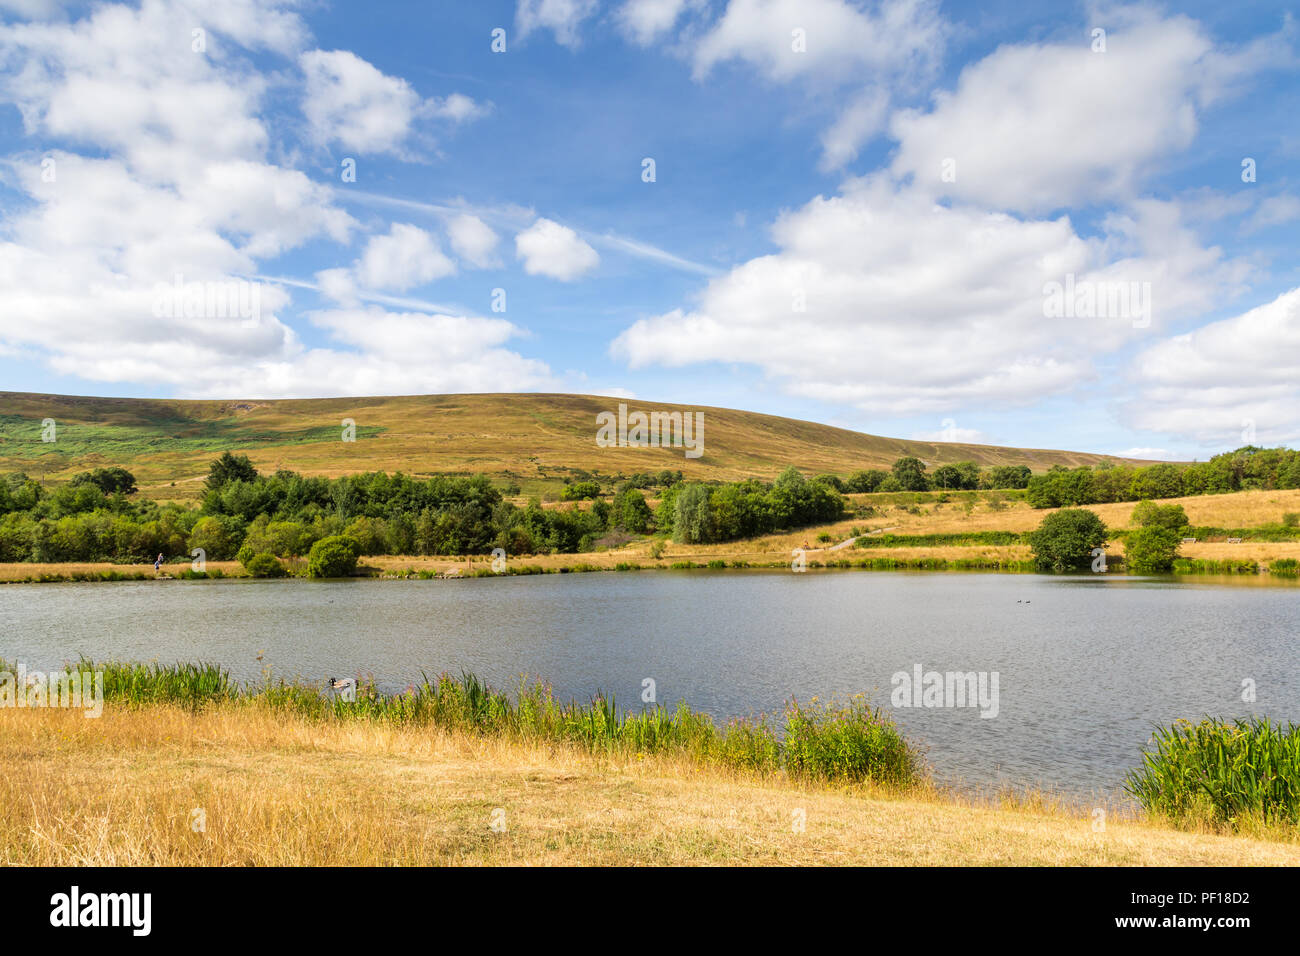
left=3, top=554, right=1299, bottom=584
left=3, top=699, right=1296, bottom=865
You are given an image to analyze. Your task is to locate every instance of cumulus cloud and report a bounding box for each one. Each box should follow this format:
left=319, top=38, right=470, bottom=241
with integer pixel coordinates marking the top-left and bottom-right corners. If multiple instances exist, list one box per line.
left=354, top=224, right=456, bottom=291
left=610, top=176, right=1242, bottom=414
left=690, top=0, right=946, bottom=170
left=1124, top=287, right=1300, bottom=446
left=889, top=9, right=1293, bottom=213
left=515, top=0, right=600, bottom=48
left=616, top=0, right=696, bottom=46
left=515, top=218, right=599, bottom=280
left=446, top=214, right=501, bottom=269
left=300, top=49, right=482, bottom=155
left=0, top=0, right=547, bottom=399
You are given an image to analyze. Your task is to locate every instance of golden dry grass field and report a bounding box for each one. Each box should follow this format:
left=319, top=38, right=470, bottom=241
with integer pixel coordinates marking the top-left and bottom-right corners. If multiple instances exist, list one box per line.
left=3, top=704, right=1296, bottom=866
left=0, top=390, right=1154, bottom=500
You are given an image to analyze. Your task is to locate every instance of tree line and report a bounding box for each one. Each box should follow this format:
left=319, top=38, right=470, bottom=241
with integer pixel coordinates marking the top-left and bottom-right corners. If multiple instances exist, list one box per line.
left=0, top=454, right=845, bottom=563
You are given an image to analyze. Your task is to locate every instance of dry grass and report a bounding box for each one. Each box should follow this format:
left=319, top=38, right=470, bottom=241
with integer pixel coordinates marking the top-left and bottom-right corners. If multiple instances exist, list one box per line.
left=2, top=704, right=1295, bottom=866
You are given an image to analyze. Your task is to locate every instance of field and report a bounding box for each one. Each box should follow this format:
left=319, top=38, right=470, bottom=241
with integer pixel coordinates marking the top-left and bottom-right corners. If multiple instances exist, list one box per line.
left=0, top=390, right=1153, bottom=500
left=4, top=703, right=1296, bottom=865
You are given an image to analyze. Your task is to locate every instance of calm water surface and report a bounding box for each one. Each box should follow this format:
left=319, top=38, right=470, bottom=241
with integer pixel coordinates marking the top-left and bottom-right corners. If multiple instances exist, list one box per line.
left=3, top=570, right=1297, bottom=801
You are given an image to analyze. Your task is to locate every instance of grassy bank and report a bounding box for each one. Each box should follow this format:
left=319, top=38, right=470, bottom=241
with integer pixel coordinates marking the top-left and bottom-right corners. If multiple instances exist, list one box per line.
left=3, top=696, right=1298, bottom=865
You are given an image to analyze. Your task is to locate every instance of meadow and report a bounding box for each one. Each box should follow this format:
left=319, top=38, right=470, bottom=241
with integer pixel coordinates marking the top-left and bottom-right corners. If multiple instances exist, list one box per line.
left=2, top=660, right=1297, bottom=865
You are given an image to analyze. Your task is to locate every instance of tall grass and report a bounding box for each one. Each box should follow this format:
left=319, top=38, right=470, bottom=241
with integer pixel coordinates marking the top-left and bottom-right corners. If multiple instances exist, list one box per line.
left=18, top=658, right=921, bottom=788
left=1126, top=717, right=1300, bottom=828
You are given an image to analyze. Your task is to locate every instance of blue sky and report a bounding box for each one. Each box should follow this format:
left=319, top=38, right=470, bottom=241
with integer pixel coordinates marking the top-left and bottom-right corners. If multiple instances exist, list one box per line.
left=0, top=0, right=1297, bottom=460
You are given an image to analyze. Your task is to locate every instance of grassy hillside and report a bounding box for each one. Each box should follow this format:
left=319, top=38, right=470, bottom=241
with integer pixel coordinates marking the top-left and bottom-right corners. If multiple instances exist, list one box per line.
left=0, top=390, right=1153, bottom=499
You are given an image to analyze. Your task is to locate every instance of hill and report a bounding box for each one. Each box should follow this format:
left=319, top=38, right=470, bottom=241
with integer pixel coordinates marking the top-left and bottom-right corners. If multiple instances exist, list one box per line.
left=0, top=391, right=1156, bottom=499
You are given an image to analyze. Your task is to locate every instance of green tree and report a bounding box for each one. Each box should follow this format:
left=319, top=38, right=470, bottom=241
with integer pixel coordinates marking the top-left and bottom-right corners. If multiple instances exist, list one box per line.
left=891, top=457, right=929, bottom=491
left=845, top=469, right=888, bottom=493
left=673, top=483, right=715, bottom=544
left=1124, top=527, right=1182, bottom=574
left=611, top=486, right=652, bottom=533
left=560, top=481, right=602, bottom=501
left=69, top=467, right=137, bottom=495
left=987, top=465, right=1032, bottom=489
left=1026, top=508, right=1108, bottom=572
left=1124, top=500, right=1188, bottom=573
left=1130, top=500, right=1189, bottom=533
left=307, top=535, right=361, bottom=578
left=204, top=452, right=258, bottom=491
left=244, top=553, right=288, bottom=578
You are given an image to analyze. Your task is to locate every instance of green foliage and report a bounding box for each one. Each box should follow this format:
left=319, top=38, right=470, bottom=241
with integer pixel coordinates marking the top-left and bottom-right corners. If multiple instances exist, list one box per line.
left=673, top=483, right=716, bottom=544
left=243, top=552, right=288, bottom=578
left=1125, top=526, right=1182, bottom=574
left=891, top=457, right=929, bottom=491
left=204, top=451, right=259, bottom=491
left=306, top=535, right=360, bottom=578
left=1026, top=508, right=1107, bottom=572
left=69, top=467, right=137, bottom=495
left=783, top=696, right=919, bottom=787
left=1127, top=717, right=1300, bottom=828
left=560, top=481, right=602, bottom=501
left=986, top=465, right=1032, bottom=489
left=1130, top=500, right=1189, bottom=532
left=845, top=469, right=888, bottom=493
left=610, top=486, right=652, bottom=533
left=930, top=461, right=980, bottom=490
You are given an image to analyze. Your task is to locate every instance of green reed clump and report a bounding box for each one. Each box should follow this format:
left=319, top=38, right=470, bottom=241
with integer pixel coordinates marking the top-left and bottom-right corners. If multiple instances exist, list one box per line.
left=783, top=696, right=919, bottom=787
left=1126, top=717, right=1300, bottom=828
left=74, top=658, right=236, bottom=705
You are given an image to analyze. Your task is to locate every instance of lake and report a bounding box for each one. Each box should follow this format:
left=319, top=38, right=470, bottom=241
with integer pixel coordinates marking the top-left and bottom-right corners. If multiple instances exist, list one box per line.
left=2, top=570, right=1296, bottom=803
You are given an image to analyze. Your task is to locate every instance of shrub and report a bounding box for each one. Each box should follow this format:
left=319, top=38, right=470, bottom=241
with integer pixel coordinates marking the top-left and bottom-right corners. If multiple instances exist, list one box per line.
left=244, top=552, right=288, bottom=578
left=560, top=481, right=601, bottom=501
left=1127, top=717, right=1300, bottom=828
left=783, top=696, right=919, bottom=787
left=1026, top=508, right=1107, bottom=572
left=1283, top=512, right=1300, bottom=529
left=307, top=535, right=361, bottom=578
left=1125, top=526, right=1182, bottom=574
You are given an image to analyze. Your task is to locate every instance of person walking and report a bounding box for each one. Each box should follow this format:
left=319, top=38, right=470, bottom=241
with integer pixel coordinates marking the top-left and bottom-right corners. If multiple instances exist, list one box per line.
left=154, top=552, right=163, bottom=572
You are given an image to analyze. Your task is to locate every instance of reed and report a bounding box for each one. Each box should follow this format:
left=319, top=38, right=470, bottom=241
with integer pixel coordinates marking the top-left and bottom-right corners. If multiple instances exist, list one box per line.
left=1126, top=717, right=1300, bottom=829
left=9, top=658, right=920, bottom=788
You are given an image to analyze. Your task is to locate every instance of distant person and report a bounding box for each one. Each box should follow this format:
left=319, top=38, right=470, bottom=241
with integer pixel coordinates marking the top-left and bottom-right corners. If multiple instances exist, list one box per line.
left=154, top=552, right=163, bottom=572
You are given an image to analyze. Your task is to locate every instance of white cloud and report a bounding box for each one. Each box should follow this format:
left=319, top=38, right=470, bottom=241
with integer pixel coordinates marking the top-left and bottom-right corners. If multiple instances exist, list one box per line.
left=611, top=176, right=1241, bottom=414
left=515, top=0, right=600, bottom=48
left=515, top=218, right=600, bottom=280
left=690, top=0, right=946, bottom=171
left=0, top=1, right=548, bottom=399
left=911, top=426, right=988, bottom=443
left=692, top=0, right=945, bottom=83
left=819, top=87, right=888, bottom=171
left=889, top=9, right=1291, bottom=213
left=354, top=224, right=456, bottom=292
left=1113, top=447, right=1175, bottom=460
left=617, top=0, right=695, bottom=46
left=1124, top=287, right=1300, bottom=445
left=447, top=214, right=501, bottom=269
left=1246, top=194, right=1300, bottom=232
left=299, top=49, right=482, bottom=155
